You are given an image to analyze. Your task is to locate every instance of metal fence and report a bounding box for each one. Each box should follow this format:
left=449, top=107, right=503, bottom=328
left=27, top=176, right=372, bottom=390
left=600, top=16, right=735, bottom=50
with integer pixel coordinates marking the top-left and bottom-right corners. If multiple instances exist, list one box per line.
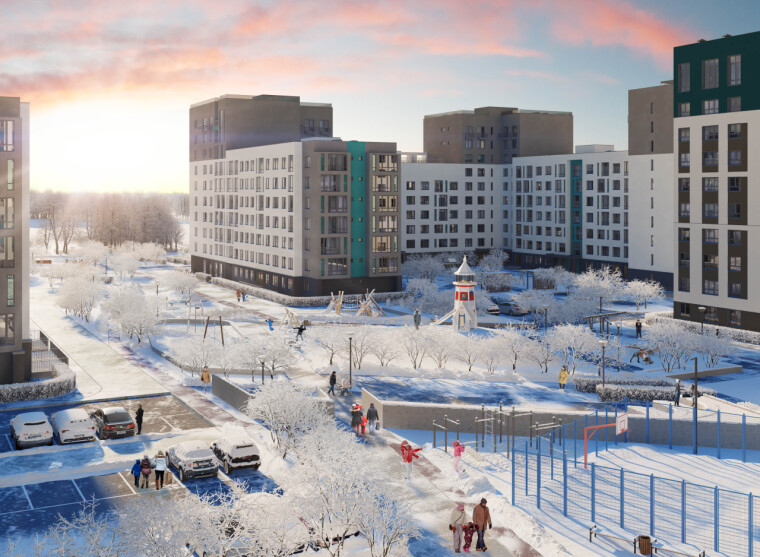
left=513, top=446, right=757, bottom=556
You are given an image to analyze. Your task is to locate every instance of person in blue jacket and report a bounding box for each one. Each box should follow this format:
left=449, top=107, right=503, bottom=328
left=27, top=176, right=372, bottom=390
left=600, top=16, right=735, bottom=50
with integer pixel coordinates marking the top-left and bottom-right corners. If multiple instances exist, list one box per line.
left=130, top=459, right=141, bottom=487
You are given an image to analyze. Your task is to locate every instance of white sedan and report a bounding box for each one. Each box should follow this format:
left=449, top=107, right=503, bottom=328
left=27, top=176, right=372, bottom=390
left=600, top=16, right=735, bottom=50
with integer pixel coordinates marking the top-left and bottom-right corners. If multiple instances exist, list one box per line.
left=51, top=408, right=97, bottom=444
left=10, top=412, right=54, bottom=450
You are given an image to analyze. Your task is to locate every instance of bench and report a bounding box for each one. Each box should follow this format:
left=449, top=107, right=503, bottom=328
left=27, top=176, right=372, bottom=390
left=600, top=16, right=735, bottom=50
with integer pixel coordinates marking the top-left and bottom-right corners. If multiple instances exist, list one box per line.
left=589, top=525, right=705, bottom=556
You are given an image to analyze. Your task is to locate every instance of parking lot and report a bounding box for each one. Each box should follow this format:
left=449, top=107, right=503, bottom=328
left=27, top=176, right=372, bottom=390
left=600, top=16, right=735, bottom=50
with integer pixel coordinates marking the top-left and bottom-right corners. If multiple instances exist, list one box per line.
left=0, top=465, right=279, bottom=538
left=0, top=394, right=212, bottom=451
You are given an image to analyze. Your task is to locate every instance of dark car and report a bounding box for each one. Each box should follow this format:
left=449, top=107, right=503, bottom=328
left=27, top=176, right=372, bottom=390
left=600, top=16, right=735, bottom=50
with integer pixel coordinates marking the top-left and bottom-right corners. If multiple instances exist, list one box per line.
left=89, top=407, right=136, bottom=439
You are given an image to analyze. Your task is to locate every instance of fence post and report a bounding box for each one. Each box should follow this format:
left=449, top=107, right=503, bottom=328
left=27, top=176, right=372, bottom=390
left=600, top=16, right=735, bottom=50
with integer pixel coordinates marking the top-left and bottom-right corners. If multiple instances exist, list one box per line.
left=530, top=411, right=533, bottom=447
left=493, top=410, right=497, bottom=453
left=681, top=480, right=686, bottom=544
left=475, top=419, right=479, bottom=453
left=749, top=492, right=754, bottom=557
left=669, top=404, right=673, bottom=450
left=512, top=407, right=516, bottom=452
left=444, top=415, right=448, bottom=452
left=716, top=409, right=721, bottom=460
left=563, top=450, right=568, bottom=517
left=433, top=422, right=436, bottom=448
left=524, top=442, right=528, bottom=496
left=692, top=404, right=698, bottom=455
left=595, top=410, right=599, bottom=457
left=650, top=474, right=655, bottom=536
left=499, top=402, right=503, bottom=443
left=714, top=486, right=719, bottom=553
left=562, top=424, right=565, bottom=450
left=591, top=463, right=596, bottom=522
left=646, top=400, right=650, bottom=444
left=550, top=432, right=554, bottom=481
left=537, top=448, right=542, bottom=509
left=511, top=443, right=516, bottom=505
left=605, top=407, right=609, bottom=450
left=574, top=420, right=577, bottom=468
left=743, top=414, right=747, bottom=463
left=620, top=468, right=625, bottom=529
left=614, top=406, right=618, bottom=446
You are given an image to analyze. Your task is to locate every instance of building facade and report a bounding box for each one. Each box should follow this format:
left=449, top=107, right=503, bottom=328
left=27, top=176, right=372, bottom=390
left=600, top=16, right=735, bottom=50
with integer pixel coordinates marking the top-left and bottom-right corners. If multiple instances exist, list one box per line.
left=0, top=97, right=30, bottom=383
left=671, top=32, right=760, bottom=330
left=189, top=94, right=400, bottom=296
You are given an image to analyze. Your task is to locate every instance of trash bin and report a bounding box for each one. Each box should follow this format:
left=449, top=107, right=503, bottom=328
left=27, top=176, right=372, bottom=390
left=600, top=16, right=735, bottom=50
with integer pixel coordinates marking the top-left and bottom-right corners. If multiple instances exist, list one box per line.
left=637, top=535, right=652, bottom=555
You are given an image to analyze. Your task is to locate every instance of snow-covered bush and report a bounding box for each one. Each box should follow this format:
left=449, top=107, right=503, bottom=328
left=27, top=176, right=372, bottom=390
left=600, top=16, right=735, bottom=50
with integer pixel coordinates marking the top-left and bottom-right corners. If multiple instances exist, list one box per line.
left=646, top=312, right=760, bottom=346
left=477, top=249, right=511, bottom=292
left=596, top=383, right=716, bottom=402
left=510, top=289, right=555, bottom=324
left=0, top=363, right=76, bottom=403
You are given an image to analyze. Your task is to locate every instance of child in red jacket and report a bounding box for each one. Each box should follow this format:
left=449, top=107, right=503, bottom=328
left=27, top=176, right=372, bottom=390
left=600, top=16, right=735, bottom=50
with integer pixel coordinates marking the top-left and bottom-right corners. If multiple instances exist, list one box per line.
left=400, top=440, right=422, bottom=482
left=462, top=522, right=478, bottom=552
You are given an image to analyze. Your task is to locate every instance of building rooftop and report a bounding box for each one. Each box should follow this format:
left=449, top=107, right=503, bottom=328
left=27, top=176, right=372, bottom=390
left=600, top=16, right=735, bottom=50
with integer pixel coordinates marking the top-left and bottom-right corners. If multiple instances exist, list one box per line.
left=190, top=94, right=332, bottom=109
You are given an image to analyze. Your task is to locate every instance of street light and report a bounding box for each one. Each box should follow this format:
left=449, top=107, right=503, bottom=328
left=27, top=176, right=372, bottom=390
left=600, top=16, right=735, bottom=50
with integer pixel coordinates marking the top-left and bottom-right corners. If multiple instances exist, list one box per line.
left=690, top=356, right=699, bottom=454
left=698, top=306, right=706, bottom=334
left=348, top=332, right=354, bottom=390
left=542, top=305, right=549, bottom=336
left=599, top=339, right=608, bottom=385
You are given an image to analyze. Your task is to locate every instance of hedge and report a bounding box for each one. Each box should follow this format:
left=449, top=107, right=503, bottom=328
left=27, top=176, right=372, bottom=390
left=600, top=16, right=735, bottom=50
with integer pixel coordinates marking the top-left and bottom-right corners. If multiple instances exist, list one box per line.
left=0, top=362, right=77, bottom=404
left=645, top=311, right=760, bottom=346
left=595, top=383, right=716, bottom=403
left=573, top=375, right=674, bottom=394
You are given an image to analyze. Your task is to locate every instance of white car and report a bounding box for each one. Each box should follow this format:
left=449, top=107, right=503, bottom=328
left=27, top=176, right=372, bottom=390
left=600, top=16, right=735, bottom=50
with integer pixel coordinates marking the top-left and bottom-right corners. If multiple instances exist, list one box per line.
left=167, top=440, right=218, bottom=481
left=211, top=436, right=261, bottom=474
left=51, top=408, right=97, bottom=444
left=10, top=412, right=53, bottom=450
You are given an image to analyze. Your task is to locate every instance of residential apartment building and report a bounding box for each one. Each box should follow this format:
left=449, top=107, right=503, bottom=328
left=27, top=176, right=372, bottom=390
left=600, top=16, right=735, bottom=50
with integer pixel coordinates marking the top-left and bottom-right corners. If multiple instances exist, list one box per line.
left=672, top=31, right=760, bottom=330
left=189, top=94, right=401, bottom=296
left=423, top=106, right=573, bottom=164
left=399, top=162, right=501, bottom=257
left=626, top=81, right=675, bottom=289
left=0, top=97, right=30, bottom=383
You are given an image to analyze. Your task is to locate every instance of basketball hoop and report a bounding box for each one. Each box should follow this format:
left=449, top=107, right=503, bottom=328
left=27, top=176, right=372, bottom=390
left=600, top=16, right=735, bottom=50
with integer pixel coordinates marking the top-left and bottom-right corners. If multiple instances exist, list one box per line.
left=583, top=413, right=631, bottom=469
left=616, top=412, right=630, bottom=436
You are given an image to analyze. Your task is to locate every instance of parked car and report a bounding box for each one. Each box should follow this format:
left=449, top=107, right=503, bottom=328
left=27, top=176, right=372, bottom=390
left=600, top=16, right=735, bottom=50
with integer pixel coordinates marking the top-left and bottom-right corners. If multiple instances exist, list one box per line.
left=211, top=436, right=261, bottom=474
left=10, top=412, right=53, bottom=449
left=499, top=301, right=529, bottom=316
left=486, top=299, right=501, bottom=315
left=89, top=407, right=136, bottom=439
left=167, top=440, right=218, bottom=481
left=51, top=408, right=97, bottom=444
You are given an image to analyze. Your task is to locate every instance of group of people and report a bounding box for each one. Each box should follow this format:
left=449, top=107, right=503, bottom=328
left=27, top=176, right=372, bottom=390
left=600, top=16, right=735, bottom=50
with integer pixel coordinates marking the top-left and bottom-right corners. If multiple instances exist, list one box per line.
left=449, top=499, right=493, bottom=552
left=130, top=450, right=170, bottom=490
left=235, top=288, right=248, bottom=302
left=350, top=402, right=379, bottom=436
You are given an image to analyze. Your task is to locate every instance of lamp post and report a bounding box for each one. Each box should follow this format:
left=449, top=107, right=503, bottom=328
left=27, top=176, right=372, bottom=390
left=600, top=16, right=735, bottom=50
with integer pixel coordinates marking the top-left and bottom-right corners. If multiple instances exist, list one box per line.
left=348, top=333, right=354, bottom=390
left=599, top=339, right=608, bottom=385
left=698, top=306, right=706, bottom=334
left=542, top=305, right=549, bottom=336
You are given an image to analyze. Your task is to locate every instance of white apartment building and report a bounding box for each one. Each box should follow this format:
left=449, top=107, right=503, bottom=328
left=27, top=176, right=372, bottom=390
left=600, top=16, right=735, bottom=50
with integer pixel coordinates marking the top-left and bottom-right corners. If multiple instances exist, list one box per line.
left=399, top=162, right=501, bottom=257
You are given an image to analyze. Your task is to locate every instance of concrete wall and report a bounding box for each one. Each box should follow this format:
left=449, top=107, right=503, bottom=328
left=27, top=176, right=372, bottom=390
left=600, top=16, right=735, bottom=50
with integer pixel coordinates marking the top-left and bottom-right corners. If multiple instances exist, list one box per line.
left=212, top=374, right=335, bottom=417
left=628, top=82, right=674, bottom=156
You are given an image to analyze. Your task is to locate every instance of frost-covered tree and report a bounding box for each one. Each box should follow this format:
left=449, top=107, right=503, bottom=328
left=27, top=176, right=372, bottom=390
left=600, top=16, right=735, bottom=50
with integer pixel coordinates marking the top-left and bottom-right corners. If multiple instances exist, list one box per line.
left=404, top=278, right=451, bottom=316
left=356, top=482, right=421, bottom=557
left=316, top=326, right=347, bottom=366
left=258, top=338, right=296, bottom=377
left=103, top=285, right=159, bottom=345
left=109, top=253, right=139, bottom=279
left=402, top=329, right=428, bottom=369
left=624, top=279, right=665, bottom=310
left=500, top=330, right=526, bottom=374
left=246, top=378, right=331, bottom=457
left=574, top=266, right=625, bottom=304
left=401, top=254, right=445, bottom=281
left=371, top=328, right=401, bottom=367
left=347, top=327, right=372, bottom=370
left=42, top=498, right=129, bottom=557
left=56, top=275, right=103, bottom=322
left=477, top=249, right=511, bottom=292
left=229, top=339, right=266, bottom=381
left=455, top=333, right=480, bottom=371
left=645, top=321, right=697, bottom=373
left=696, top=333, right=736, bottom=369
left=510, top=289, right=555, bottom=324
left=165, top=270, right=198, bottom=303
left=169, top=337, right=220, bottom=376
left=424, top=328, right=454, bottom=369
left=548, top=324, right=600, bottom=374
left=524, top=335, right=555, bottom=374
left=73, top=240, right=107, bottom=267
left=477, top=333, right=503, bottom=374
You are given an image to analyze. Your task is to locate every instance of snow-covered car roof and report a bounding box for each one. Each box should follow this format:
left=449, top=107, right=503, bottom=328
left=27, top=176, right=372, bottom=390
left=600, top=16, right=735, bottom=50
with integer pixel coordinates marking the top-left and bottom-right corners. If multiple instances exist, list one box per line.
left=176, top=440, right=215, bottom=458
left=13, top=412, right=49, bottom=424
left=103, top=407, right=128, bottom=415
left=52, top=408, right=90, bottom=422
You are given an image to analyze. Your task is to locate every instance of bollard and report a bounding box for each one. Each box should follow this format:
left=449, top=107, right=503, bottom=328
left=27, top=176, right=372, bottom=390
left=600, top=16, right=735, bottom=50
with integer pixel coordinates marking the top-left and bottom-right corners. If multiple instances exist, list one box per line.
left=749, top=493, right=754, bottom=557
left=620, top=468, right=625, bottom=528
left=650, top=474, right=655, bottom=536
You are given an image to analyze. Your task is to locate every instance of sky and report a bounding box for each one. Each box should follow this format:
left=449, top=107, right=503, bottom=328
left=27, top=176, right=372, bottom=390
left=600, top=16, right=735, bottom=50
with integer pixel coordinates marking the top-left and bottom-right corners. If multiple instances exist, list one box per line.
left=3, top=0, right=760, bottom=194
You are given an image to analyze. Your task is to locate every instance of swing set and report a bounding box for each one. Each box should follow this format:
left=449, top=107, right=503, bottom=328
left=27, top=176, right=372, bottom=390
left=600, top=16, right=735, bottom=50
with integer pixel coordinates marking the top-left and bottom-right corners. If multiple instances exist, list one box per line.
left=584, top=412, right=630, bottom=469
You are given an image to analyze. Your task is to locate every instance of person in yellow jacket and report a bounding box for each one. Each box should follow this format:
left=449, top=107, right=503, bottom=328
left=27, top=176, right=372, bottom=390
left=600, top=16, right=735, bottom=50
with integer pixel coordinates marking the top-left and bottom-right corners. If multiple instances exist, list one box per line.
left=558, top=365, right=569, bottom=391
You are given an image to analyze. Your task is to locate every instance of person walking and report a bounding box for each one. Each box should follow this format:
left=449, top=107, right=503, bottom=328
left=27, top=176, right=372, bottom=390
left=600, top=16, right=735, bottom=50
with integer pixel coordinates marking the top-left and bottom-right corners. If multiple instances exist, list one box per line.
left=462, top=522, right=478, bottom=553
left=152, top=450, right=168, bottom=490
left=635, top=319, right=642, bottom=339
left=200, top=365, right=211, bottom=394
left=266, top=319, right=274, bottom=331
left=366, top=403, right=379, bottom=434
left=235, top=289, right=241, bottom=302
left=472, top=498, right=492, bottom=552
left=558, top=366, right=569, bottom=391
left=452, top=440, right=465, bottom=477
left=140, top=454, right=152, bottom=489
left=350, top=404, right=363, bottom=436
left=413, top=308, right=422, bottom=330
left=130, top=459, right=142, bottom=488
left=135, top=404, right=144, bottom=435
left=241, top=291, right=247, bottom=302
left=450, top=503, right=467, bottom=553
left=294, top=324, right=307, bottom=341
left=328, top=371, right=337, bottom=396
left=400, top=440, right=422, bottom=482
left=674, top=379, right=681, bottom=407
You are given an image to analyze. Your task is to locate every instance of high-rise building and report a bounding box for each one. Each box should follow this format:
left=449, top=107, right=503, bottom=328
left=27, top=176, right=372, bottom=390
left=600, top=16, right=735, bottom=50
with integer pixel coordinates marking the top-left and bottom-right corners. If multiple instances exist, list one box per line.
left=626, top=81, right=675, bottom=289
left=671, top=31, right=759, bottom=330
left=423, top=106, right=573, bottom=165
left=189, top=95, right=401, bottom=296
left=0, top=96, right=30, bottom=383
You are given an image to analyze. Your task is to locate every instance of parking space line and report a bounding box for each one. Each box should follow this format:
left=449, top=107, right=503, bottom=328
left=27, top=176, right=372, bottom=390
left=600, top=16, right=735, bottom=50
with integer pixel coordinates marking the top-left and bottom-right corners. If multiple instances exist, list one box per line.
left=4, top=434, right=13, bottom=451
left=160, top=416, right=175, bottom=431
left=71, top=479, right=87, bottom=503
left=20, top=484, right=34, bottom=510
left=117, top=472, right=138, bottom=495
left=0, top=492, right=138, bottom=518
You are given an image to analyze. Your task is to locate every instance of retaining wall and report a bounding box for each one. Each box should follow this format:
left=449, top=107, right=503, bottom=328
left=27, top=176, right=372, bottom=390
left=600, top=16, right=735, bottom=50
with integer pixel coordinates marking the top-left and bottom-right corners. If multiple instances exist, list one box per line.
left=213, top=375, right=334, bottom=417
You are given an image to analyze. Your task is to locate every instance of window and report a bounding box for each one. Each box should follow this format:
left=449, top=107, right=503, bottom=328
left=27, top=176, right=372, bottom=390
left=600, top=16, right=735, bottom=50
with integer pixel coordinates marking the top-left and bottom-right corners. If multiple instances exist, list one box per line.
left=678, top=62, right=690, bottom=92
left=680, top=303, right=690, bottom=318
left=679, top=252, right=690, bottom=267
left=678, top=228, right=690, bottom=242
left=702, top=151, right=718, bottom=167
left=406, top=181, right=415, bottom=190
left=678, top=178, right=690, bottom=192
left=703, top=229, right=718, bottom=243
left=6, top=275, right=12, bottom=307
left=728, top=97, right=741, bottom=112
left=728, top=177, right=742, bottom=192
left=728, top=230, right=742, bottom=245
left=703, top=203, right=718, bottom=218
left=406, top=211, right=415, bottom=219
left=722, top=52, right=741, bottom=87
left=6, top=160, right=13, bottom=189
left=702, top=178, right=718, bottom=192
left=702, top=125, right=718, bottom=141
left=702, top=58, right=719, bottom=89
left=327, top=258, right=347, bottom=276
left=406, top=240, right=415, bottom=249
left=729, top=256, right=742, bottom=272
left=703, top=99, right=719, bottom=115
left=728, top=203, right=741, bottom=219
left=0, top=313, right=13, bottom=345
left=406, top=225, right=415, bottom=234
left=729, top=151, right=741, bottom=166
left=679, top=203, right=690, bottom=218
left=704, top=307, right=719, bottom=323
left=0, top=122, right=14, bottom=152
left=728, top=124, right=742, bottom=139
left=421, top=181, right=430, bottom=190
left=729, top=309, right=741, bottom=326
left=0, top=198, right=14, bottom=229
left=679, top=128, right=690, bottom=142
left=679, top=103, right=690, bottom=117
left=729, top=283, right=742, bottom=299
left=679, top=153, right=690, bottom=168
left=703, top=280, right=719, bottom=295
left=679, top=276, right=690, bottom=292
left=0, top=237, right=14, bottom=267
